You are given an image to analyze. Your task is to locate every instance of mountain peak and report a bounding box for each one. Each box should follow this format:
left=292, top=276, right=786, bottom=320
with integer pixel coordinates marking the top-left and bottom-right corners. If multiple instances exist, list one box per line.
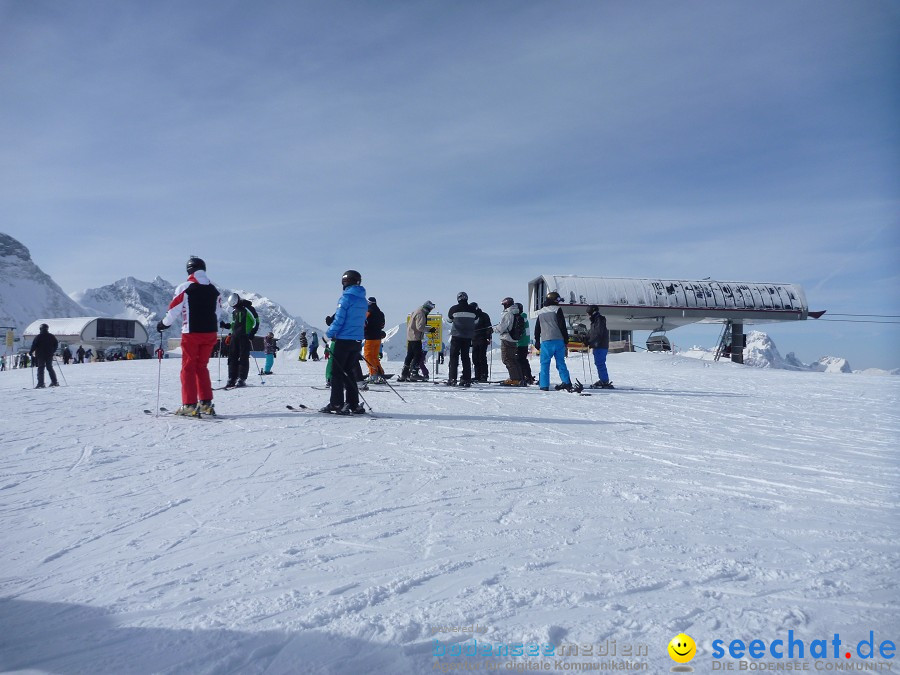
left=0, top=232, right=32, bottom=261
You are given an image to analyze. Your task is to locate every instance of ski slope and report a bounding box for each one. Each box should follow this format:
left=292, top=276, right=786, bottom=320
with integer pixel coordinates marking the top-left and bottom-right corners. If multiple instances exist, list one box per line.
left=1, top=351, right=897, bottom=674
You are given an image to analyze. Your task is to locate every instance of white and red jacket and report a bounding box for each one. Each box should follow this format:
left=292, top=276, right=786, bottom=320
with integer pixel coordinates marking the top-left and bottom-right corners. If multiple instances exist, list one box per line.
left=161, top=270, right=226, bottom=333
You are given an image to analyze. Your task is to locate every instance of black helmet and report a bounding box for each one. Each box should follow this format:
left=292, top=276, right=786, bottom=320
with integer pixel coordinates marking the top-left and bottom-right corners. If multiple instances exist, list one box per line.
left=186, top=256, right=206, bottom=274
left=587, top=305, right=599, bottom=315
left=457, top=291, right=468, bottom=303
left=545, top=291, right=561, bottom=305
left=501, top=297, right=514, bottom=308
left=470, top=302, right=479, bottom=311
left=39, top=323, right=49, bottom=331
left=368, top=297, right=377, bottom=304
left=341, top=270, right=362, bottom=287
left=515, top=302, right=524, bottom=312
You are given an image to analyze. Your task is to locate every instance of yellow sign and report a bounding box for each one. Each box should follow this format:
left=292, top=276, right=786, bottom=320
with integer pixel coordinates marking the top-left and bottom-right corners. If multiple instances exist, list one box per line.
left=5, top=329, right=13, bottom=349
left=425, top=314, right=442, bottom=352
left=406, top=313, right=443, bottom=352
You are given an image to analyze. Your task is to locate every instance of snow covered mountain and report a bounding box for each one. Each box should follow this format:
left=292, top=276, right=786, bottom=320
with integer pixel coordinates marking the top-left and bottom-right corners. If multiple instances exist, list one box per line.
left=71, top=276, right=320, bottom=350
left=0, top=232, right=88, bottom=336
left=72, top=275, right=176, bottom=329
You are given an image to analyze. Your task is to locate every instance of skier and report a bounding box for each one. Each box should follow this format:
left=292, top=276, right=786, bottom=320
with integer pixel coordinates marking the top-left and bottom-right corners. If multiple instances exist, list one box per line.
left=157, top=256, right=227, bottom=415
left=320, top=270, right=368, bottom=414
left=298, top=331, right=309, bottom=361
left=61, top=345, right=72, bottom=365
left=515, top=303, right=535, bottom=385
left=309, top=332, right=320, bottom=361
left=587, top=305, right=614, bottom=388
left=363, top=297, right=386, bottom=383
left=29, top=323, right=59, bottom=388
left=471, top=303, right=492, bottom=382
left=533, top=291, right=573, bottom=392
left=446, top=291, right=476, bottom=386
left=262, top=331, right=278, bottom=375
left=494, top=297, right=524, bottom=385
left=220, top=292, right=259, bottom=388
left=75, top=345, right=85, bottom=364
left=398, top=300, right=435, bottom=382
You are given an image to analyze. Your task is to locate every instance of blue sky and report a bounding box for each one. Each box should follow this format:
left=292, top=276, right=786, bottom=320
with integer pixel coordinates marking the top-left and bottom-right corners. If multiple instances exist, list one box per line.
left=1, top=0, right=898, bottom=368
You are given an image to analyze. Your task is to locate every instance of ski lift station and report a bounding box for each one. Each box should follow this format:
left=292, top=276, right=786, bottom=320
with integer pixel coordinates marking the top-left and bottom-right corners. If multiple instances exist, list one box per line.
left=526, top=275, right=823, bottom=363
left=23, top=317, right=150, bottom=355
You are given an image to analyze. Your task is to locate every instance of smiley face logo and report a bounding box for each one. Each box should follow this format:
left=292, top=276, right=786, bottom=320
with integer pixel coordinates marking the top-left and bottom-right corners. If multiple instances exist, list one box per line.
left=668, top=633, right=696, bottom=664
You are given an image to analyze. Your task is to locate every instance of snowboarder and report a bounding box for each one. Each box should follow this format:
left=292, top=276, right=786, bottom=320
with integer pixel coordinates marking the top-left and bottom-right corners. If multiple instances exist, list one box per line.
left=156, top=256, right=227, bottom=415
left=320, top=270, right=368, bottom=414
left=363, top=297, right=386, bottom=383
left=446, top=291, right=476, bottom=386
left=309, top=332, right=320, bottom=361
left=533, top=291, right=573, bottom=392
left=262, top=331, right=278, bottom=375
left=398, top=300, right=435, bottom=382
left=298, top=331, right=308, bottom=361
left=515, top=303, right=535, bottom=385
left=29, top=323, right=59, bottom=388
left=494, top=297, right=524, bottom=385
left=471, top=303, right=492, bottom=382
left=220, top=293, right=259, bottom=388
left=587, top=305, right=614, bottom=388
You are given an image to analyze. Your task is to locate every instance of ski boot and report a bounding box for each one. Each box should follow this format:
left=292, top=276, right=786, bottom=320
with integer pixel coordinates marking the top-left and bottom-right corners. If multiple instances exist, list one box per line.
left=458, top=379, right=472, bottom=388
left=357, top=381, right=369, bottom=391
left=225, top=379, right=236, bottom=388
left=197, top=400, right=216, bottom=416
left=371, top=374, right=387, bottom=384
left=554, top=382, right=573, bottom=392
left=175, top=403, right=200, bottom=416
left=342, top=403, right=367, bottom=415
left=236, top=379, right=246, bottom=388
left=445, top=379, right=457, bottom=386
left=49, top=382, right=60, bottom=387
left=34, top=383, right=45, bottom=389
left=319, top=402, right=348, bottom=415
left=539, top=387, right=550, bottom=391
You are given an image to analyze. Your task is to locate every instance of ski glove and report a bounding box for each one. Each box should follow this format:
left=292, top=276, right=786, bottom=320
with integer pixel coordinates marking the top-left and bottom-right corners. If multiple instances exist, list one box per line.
left=156, top=320, right=167, bottom=333
left=325, top=315, right=334, bottom=326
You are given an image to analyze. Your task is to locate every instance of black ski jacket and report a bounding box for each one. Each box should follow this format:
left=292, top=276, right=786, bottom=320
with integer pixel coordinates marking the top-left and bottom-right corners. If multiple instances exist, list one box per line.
left=588, top=313, right=609, bottom=350
left=365, top=304, right=386, bottom=340
left=30, top=330, right=58, bottom=358
left=448, top=302, right=477, bottom=339
left=472, top=310, right=492, bottom=345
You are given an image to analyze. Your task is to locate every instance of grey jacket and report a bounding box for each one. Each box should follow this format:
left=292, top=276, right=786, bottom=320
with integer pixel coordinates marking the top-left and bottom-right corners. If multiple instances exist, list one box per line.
left=494, top=306, right=521, bottom=343
left=534, top=306, right=569, bottom=343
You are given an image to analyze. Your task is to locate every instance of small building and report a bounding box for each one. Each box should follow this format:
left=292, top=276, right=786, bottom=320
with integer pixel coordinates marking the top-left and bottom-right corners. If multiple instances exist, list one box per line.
left=527, top=275, right=822, bottom=363
left=23, top=317, right=151, bottom=357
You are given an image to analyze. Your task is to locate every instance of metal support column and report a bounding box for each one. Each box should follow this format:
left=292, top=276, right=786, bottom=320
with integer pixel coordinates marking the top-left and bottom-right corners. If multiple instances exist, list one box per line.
left=731, top=321, right=744, bottom=364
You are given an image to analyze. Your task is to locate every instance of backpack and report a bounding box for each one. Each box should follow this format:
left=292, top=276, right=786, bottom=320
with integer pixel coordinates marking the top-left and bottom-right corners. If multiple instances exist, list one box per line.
left=509, top=313, right=525, bottom=341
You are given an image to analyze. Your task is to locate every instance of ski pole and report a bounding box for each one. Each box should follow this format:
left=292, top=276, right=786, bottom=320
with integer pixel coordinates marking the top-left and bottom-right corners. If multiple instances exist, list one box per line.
left=217, top=334, right=222, bottom=382
left=155, top=333, right=163, bottom=418
left=489, top=342, right=493, bottom=381
left=30, top=360, right=34, bottom=388
left=359, top=351, right=406, bottom=403
left=249, top=341, right=265, bottom=383
left=54, top=356, right=68, bottom=386
left=582, top=350, right=588, bottom=382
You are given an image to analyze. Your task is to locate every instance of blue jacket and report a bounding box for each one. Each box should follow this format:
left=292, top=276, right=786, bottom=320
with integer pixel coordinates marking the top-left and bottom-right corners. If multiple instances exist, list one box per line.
left=327, top=284, right=367, bottom=340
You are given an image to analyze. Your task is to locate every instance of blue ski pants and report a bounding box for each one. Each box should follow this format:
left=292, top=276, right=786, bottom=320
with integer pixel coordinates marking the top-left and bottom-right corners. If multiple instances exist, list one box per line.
left=539, top=339, right=570, bottom=389
left=264, top=354, right=274, bottom=373
left=592, top=348, right=609, bottom=382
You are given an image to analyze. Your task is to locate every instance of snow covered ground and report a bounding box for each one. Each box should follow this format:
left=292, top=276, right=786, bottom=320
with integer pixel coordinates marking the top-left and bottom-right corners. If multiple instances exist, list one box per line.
left=1, top=350, right=897, bottom=674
